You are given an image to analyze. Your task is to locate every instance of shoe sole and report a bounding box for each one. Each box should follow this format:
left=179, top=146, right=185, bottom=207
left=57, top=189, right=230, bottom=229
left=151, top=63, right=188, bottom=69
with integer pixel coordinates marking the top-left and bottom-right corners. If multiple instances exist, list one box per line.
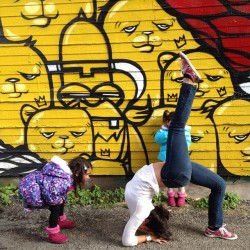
left=204, top=233, right=238, bottom=240
left=179, top=52, right=202, bottom=83
left=48, top=239, right=69, bottom=244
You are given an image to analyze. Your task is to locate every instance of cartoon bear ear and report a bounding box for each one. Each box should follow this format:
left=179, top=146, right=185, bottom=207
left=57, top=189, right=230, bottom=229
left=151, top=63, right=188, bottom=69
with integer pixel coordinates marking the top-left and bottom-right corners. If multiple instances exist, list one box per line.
left=21, top=104, right=38, bottom=124
left=158, top=52, right=177, bottom=71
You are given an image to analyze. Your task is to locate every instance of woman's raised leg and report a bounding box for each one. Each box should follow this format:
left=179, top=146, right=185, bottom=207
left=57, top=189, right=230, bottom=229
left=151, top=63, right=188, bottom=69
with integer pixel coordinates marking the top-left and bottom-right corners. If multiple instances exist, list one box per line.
left=161, top=52, right=201, bottom=188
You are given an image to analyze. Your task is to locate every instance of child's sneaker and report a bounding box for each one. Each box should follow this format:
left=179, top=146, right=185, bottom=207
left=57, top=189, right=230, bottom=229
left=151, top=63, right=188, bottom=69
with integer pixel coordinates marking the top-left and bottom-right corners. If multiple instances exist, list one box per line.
left=205, top=225, right=238, bottom=240
left=179, top=52, right=202, bottom=83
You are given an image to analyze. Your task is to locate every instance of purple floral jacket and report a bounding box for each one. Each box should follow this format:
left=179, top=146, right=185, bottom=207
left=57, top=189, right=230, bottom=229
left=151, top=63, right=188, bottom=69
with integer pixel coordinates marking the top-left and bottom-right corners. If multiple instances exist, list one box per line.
left=19, top=156, right=73, bottom=207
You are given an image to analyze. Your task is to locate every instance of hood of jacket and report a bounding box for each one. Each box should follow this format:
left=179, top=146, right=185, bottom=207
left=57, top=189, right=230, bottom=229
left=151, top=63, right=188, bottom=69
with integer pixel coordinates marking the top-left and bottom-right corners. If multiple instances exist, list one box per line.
left=161, top=124, right=191, bottom=131
left=42, top=156, right=71, bottom=179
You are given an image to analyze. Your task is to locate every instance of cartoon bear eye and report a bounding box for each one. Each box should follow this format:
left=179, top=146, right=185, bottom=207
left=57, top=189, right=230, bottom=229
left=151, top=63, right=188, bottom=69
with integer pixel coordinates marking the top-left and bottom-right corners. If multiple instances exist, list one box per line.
left=41, top=132, right=55, bottom=139
left=18, top=71, right=40, bottom=80
left=191, top=135, right=202, bottom=142
left=231, top=132, right=249, bottom=143
left=204, top=73, right=223, bottom=82
left=155, top=23, right=172, bottom=31
left=71, top=131, right=86, bottom=138
left=123, top=25, right=138, bottom=34
left=5, top=78, right=20, bottom=83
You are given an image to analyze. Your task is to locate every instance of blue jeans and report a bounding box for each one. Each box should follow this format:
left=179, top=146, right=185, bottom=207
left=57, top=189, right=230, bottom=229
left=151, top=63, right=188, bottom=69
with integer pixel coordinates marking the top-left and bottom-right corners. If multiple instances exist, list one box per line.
left=161, top=82, right=225, bottom=227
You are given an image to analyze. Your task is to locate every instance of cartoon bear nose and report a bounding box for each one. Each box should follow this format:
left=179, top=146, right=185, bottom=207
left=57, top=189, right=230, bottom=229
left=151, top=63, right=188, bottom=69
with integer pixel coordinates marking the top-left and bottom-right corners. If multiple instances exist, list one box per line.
left=60, top=135, right=69, bottom=139
left=143, top=31, right=153, bottom=35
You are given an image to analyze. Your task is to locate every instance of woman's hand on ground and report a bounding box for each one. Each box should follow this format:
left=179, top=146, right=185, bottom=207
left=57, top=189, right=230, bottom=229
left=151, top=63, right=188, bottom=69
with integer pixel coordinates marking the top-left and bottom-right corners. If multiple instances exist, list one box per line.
left=151, top=235, right=168, bottom=244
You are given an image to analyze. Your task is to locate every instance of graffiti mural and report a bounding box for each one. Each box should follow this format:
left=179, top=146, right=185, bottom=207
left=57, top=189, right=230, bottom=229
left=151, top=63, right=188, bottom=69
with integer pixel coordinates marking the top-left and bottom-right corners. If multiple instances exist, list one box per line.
left=0, top=0, right=249, bottom=178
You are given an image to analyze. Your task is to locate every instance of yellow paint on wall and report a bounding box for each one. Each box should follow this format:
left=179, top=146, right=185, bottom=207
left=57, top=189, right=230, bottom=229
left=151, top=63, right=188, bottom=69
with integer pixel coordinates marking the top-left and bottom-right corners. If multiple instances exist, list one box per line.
left=213, top=99, right=250, bottom=175
left=0, top=0, right=249, bottom=177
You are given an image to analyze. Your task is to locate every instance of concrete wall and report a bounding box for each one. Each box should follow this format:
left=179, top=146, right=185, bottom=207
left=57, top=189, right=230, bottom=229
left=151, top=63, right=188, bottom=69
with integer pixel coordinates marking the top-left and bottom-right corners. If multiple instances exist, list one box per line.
left=0, top=0, right=249, bottom=179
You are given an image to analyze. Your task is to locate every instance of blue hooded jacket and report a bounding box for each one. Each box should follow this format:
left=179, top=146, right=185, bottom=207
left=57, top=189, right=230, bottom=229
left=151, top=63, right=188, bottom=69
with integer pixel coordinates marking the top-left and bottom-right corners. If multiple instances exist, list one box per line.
left=154, top=125, right=191, bottom=161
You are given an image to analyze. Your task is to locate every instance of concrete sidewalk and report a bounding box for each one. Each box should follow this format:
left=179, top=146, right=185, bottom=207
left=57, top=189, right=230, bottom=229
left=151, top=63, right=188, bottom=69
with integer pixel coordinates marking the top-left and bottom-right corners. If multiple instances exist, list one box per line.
left=0, top=177, right=250, bottom=250
left=0, top=199, right=249, bottom=250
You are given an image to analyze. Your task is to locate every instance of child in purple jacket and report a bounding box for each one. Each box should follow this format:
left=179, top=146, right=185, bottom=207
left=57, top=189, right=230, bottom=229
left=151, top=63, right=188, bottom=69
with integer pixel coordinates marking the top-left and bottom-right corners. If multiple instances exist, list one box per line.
left=19, top=155, right=92, bottom=244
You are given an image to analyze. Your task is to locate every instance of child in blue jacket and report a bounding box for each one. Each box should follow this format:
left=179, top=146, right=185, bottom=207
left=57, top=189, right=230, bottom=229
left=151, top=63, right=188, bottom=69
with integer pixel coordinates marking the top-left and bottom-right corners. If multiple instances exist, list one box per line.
left=154, top=110, right=191, bottom=207
left=19, top=155, right=92, bottom=244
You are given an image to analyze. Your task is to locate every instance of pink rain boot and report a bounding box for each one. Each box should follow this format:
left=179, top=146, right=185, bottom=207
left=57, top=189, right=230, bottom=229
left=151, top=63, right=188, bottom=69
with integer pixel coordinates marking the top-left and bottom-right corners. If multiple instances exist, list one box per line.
left=46, top=225, right=69, bottom=244
left=177, top=192, right=186, bottom=207
left=167, top=191, right=176, bottom=207
left=58, top=213, right=76, bottom=229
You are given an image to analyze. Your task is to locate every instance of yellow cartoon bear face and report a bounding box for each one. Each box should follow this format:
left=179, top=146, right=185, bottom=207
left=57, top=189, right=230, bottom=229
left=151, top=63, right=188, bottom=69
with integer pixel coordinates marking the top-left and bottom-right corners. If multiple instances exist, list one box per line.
left=162, top=51, right=234, bottom=110
left=0, top=44, right=50, bottom=101
left=103, top=0, right=199, bottom=57
left=0, top=43, right=51, bottom=146
left=22, top=107, right=93, bottom=161
left=213, top=98, right=250, bottom=175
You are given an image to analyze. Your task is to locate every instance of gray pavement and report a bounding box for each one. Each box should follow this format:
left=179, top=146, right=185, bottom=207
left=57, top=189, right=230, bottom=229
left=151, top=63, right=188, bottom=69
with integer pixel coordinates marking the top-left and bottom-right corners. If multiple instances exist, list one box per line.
left=0, top=178, right=250, bottom=250
left=0, top=191, right=249, bottom=250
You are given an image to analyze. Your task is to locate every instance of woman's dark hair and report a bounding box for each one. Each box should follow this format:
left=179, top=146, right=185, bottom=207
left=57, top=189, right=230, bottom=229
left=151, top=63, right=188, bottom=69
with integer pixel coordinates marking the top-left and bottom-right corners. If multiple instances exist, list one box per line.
left=68, top=156, right=92, bottom=192
left=146, top=205, right=172, bottom=240
left=163, top=110, right=175, bottom=123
